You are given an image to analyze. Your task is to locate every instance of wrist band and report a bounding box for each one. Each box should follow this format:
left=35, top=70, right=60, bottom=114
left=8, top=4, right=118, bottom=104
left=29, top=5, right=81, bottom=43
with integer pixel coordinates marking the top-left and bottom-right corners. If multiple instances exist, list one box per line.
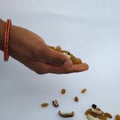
left=4, top=19, right=12, bottom=61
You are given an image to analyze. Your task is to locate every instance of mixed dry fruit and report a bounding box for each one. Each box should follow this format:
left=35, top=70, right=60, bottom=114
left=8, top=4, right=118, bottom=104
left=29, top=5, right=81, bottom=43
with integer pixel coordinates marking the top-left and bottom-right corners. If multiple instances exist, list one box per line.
left=48, top=45, right=82, bottom=64
left=85, top=104, right=112, bottom=120
left=40, top=89, right=120, bottom=120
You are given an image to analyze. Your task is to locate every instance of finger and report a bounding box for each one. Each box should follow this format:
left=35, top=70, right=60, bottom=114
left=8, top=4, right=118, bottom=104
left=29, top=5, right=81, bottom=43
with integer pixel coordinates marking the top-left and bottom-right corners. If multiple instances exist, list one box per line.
left=41, top=46, right=72, bottom=67
left=45, top=63, right=89, bottom=74
left=27, top=61, right=89, bottom=74
left=49, top=63, right=89, bottom=74
left=64, top=63, right=89, bottom=73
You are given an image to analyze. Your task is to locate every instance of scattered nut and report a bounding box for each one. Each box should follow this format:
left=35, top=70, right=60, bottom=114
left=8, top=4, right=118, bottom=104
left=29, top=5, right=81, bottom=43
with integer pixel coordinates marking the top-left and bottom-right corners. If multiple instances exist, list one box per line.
left=104, top=112, right=112, bottom=118
left=85, top=109, right=92, bottom=115
left=81, top=88, right=87, bottom=94
left=40, top=87, right=117, bottom=120
left=61, top=88, right=66, bottom=94
left=41, top=103, right=49, bottom=108
left=115, top=114, right=120, bottom=120
left=74, top=96, right=79, bottom=102
left=87, top=114, right=95, bottom=120
left=58, top=110, right=74, bottom=118
left=52, top=100, right=59, bottom=107
left=97, top=114, right=107, bottom=120
left=91, top=108, right=103, bottom=115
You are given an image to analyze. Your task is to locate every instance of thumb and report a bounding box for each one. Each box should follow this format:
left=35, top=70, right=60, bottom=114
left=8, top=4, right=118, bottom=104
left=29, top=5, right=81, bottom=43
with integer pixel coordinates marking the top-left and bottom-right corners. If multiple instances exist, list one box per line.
left=43, top=46, right=72, bottom=67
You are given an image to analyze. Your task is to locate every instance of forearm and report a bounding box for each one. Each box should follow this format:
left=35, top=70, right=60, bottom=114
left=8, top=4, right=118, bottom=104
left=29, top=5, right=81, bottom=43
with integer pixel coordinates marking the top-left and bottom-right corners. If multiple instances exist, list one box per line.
left=0, top=19, right=5, bottom=51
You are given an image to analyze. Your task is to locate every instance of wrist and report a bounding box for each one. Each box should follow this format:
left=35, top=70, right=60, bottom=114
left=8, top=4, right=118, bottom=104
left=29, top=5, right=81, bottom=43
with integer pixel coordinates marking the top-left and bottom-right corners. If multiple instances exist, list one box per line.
left=0, top=19, right=5, bottom=51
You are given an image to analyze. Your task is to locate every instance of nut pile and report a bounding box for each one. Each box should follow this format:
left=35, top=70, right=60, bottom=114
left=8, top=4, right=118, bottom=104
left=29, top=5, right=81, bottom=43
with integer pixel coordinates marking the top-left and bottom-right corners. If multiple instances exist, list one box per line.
left=85, top=104, right=112, bottom=120
left=48, top=45, right=82, bottom=64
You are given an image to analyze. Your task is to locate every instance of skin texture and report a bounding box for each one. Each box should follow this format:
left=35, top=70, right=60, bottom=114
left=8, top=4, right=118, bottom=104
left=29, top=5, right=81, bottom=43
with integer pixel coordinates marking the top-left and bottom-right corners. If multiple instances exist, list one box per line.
left=0, top=19, right=89, bottom=74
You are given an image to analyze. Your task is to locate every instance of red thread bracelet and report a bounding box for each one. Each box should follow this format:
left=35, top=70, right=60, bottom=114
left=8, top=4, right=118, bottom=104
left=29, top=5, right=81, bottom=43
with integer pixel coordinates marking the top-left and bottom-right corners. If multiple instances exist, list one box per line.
left=4, top=19, right=12, bottom=61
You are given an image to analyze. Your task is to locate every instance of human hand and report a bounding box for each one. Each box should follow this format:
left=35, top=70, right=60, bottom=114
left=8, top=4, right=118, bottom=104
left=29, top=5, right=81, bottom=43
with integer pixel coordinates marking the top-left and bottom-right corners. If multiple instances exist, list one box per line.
left=9, top=24, right=89, bottom=74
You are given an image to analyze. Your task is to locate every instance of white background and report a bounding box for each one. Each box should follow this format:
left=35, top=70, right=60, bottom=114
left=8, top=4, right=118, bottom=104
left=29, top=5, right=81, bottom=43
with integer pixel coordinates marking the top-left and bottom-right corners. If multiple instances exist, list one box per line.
left=0, top=0, right=120, bottom=120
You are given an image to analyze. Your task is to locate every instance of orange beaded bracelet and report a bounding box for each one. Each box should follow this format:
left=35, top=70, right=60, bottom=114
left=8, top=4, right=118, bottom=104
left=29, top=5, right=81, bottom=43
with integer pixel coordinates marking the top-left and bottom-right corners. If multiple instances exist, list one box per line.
left=4, top=19, right=12, bottom=61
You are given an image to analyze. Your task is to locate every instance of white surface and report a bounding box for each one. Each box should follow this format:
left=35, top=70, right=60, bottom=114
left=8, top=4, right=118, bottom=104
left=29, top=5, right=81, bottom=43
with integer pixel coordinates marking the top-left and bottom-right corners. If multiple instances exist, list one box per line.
left=0, top=0, right=120, bottom=120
